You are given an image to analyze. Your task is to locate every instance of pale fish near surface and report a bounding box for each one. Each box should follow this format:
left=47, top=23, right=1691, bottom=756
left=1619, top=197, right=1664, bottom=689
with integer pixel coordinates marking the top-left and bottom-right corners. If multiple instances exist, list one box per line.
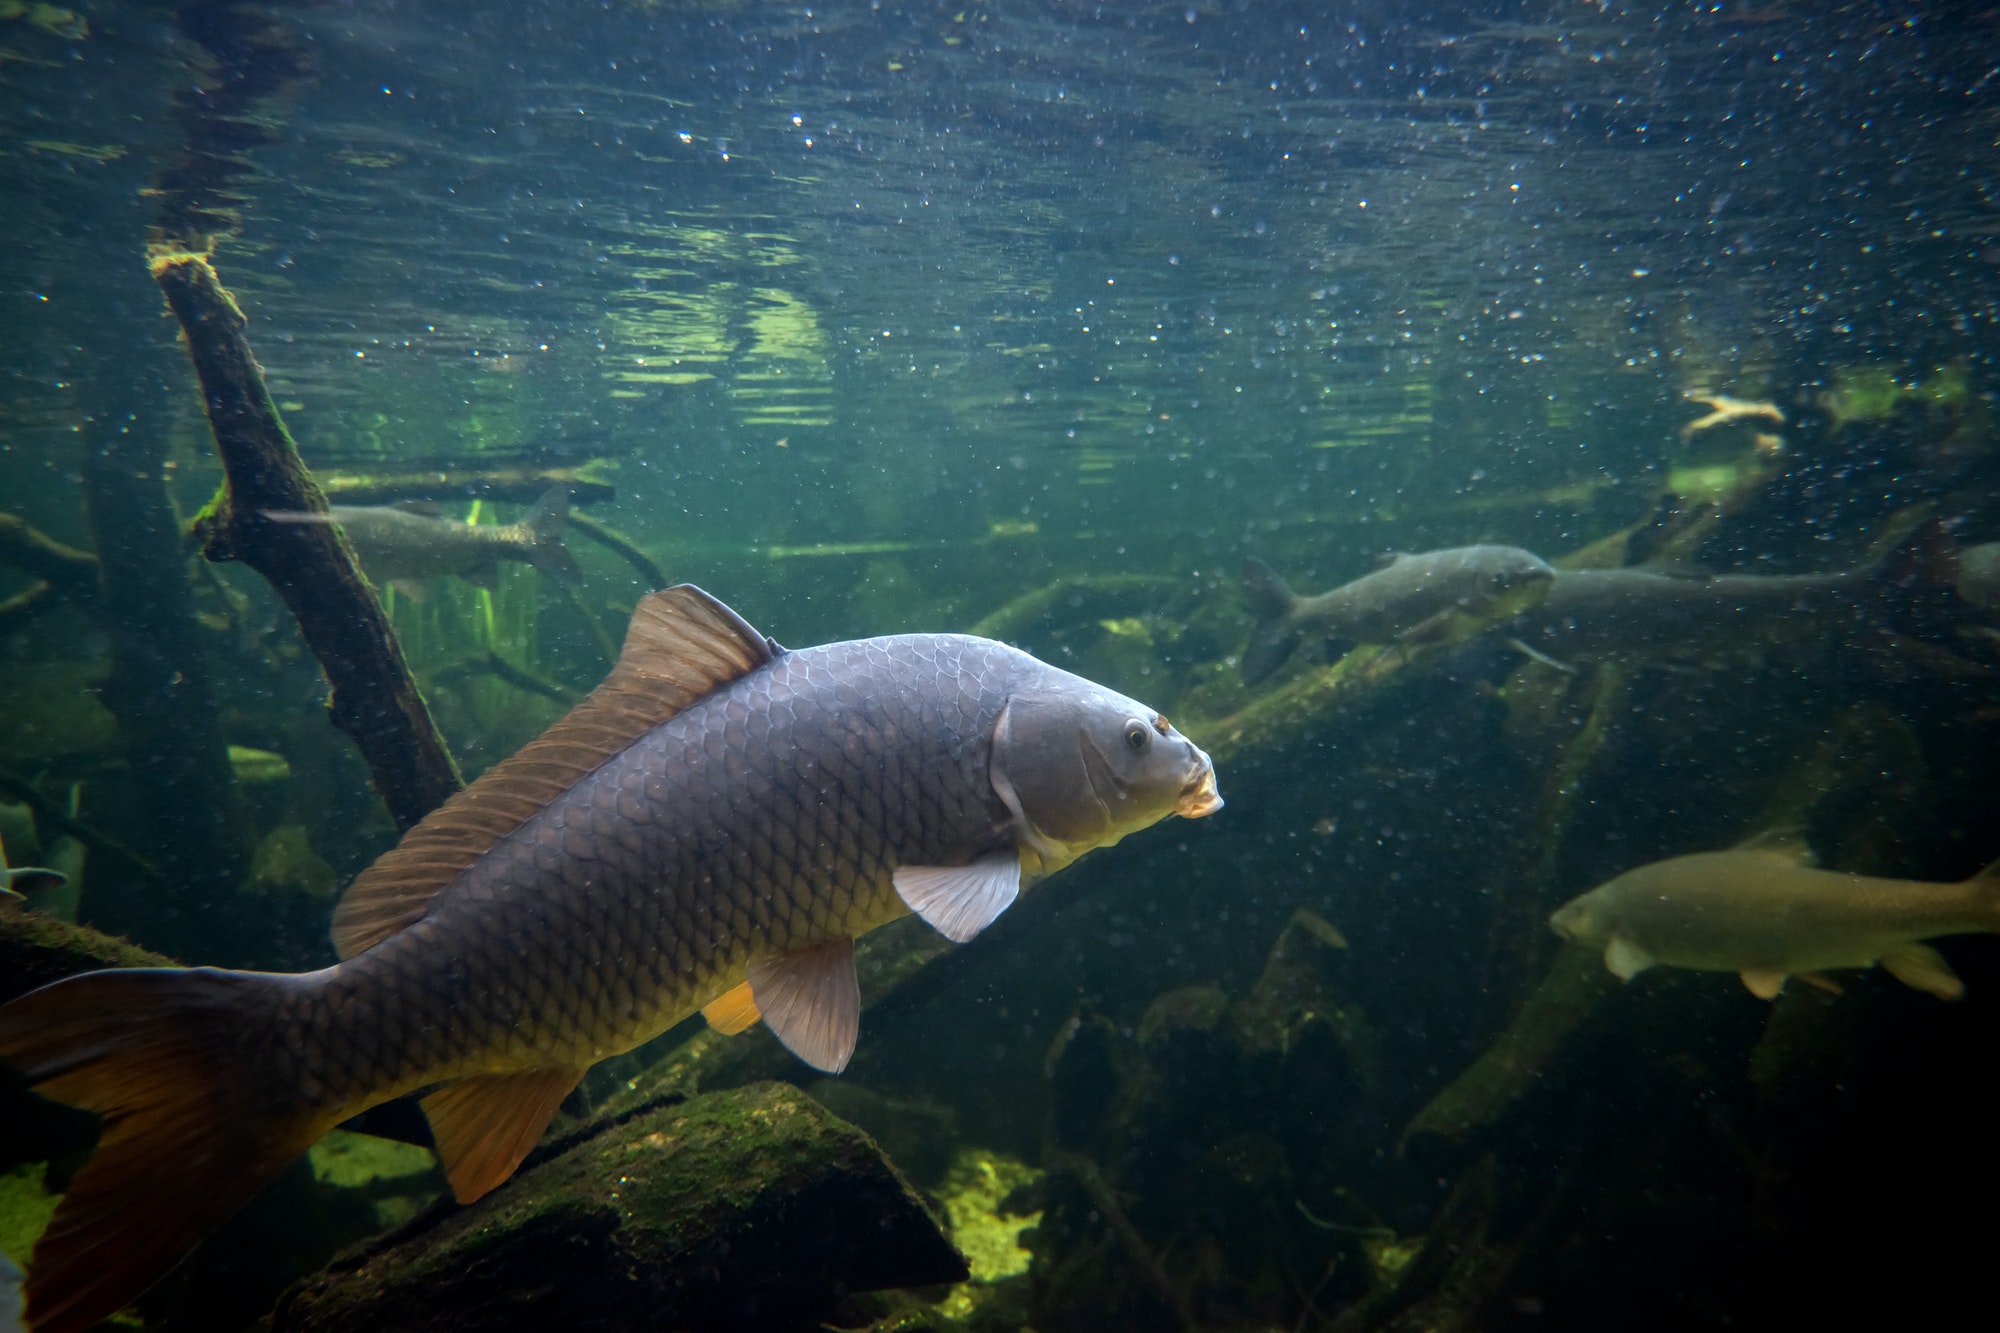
left=261, top=484, right=582, bottom=596
left=0, top=584, right=1221, bottom=1333
left=1550, top=837, right=2000, bottom=1000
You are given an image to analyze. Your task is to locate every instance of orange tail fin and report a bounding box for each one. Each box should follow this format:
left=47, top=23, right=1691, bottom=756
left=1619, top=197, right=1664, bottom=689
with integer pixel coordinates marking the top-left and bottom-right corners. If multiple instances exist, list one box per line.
left=0, top=967, right=327, bottom=1333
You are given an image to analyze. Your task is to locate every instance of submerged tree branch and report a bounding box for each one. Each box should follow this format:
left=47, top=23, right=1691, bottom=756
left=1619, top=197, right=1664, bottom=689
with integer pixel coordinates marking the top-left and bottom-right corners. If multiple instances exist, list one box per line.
left=150, top=248, right=461, bottom=831
left=0, top=514, right=101, bottom=611
left=568, top=510, right=670, bottom=589
left=317, top=465, right=617, bottom=508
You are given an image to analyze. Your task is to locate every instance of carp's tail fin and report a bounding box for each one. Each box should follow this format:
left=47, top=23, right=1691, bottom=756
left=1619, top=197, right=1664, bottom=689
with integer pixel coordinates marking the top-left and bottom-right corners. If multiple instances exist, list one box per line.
left=1240, top=558, right=1302, bottom=685
left=0, top=967, right=327, bottom=1333
left=1966, top=856, right=2000, bottom=920
left=521, top=487, right=583, bottom=586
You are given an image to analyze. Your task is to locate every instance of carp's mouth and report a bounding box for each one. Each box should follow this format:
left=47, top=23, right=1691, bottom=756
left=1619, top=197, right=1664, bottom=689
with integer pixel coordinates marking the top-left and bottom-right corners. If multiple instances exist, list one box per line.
left=1175, top=760, right=1223, bottom=819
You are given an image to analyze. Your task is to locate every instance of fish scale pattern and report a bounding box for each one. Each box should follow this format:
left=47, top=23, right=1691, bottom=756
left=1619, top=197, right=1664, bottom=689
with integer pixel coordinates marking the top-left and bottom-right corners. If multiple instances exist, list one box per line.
left=271, top=633, right=1037, bottom=1114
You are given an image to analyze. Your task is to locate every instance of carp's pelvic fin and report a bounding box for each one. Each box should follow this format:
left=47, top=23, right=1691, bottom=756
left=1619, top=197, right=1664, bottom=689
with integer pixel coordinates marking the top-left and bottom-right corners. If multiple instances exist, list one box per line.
left=746, top=937, right=860, bottom=1074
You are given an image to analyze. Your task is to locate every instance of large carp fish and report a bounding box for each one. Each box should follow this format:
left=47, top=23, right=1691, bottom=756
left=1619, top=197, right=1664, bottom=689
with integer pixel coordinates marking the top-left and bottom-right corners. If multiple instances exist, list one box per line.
left=0, top=585, right=1222, bottom=1332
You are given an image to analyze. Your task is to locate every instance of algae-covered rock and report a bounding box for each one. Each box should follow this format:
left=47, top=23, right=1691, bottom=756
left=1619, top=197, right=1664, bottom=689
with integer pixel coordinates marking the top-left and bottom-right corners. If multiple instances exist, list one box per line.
left=271, top=1082, right=969, bottom=1333
left=0, top=903, right=175, bottom=1005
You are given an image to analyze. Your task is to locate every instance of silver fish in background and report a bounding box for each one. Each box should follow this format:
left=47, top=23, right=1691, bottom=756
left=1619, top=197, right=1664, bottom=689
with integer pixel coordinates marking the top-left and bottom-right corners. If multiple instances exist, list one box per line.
left=0, top=585, right=1220, bottom=1332
left=1240, top=545, right=1557, bottom=684
left=262, top=485, right=582, bottom=595
left=1956, top=540, right=2000, bottom=615
left=1500, top=524, right=1955, bottom=670
left=1550, top=840, right=2000, bottom=1000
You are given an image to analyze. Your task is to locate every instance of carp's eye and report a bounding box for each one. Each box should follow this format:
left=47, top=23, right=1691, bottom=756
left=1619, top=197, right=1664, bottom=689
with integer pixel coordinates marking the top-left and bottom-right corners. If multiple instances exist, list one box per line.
left=1125, top=720, right=1152, bottom=751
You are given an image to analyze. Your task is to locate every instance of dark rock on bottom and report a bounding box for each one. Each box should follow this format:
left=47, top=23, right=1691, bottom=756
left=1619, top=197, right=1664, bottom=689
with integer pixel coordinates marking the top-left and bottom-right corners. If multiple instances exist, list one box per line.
left=270, top=1082, right=969, bottom=1333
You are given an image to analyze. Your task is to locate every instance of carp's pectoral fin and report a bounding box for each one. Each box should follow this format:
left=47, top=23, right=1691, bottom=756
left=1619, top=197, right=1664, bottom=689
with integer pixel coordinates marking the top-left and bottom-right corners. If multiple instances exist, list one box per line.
left=1603, top=935, right=1655, bottom=981
left=1396, top=610, right=1459, bottom=645
left=702, top=980, right=761, bottom=1034
left=748, top=937, right=860, bottom=1074
left=1739, top=968, right=1788, bottom=1000
left=1799, top=972, right=1845, bottom=995
left=894, top=853, right=1022, bottom=943
left=421, top=1067, right=584, bottom=1204
left=1880, top=943, right=1965, bottom=1001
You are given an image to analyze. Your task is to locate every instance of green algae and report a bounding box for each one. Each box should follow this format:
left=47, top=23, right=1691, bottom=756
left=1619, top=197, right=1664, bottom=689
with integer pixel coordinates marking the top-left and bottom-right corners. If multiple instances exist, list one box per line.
left=936, top=1149, right=1041, bottom=1284
left=0, top=1164, right=57, bottom=1272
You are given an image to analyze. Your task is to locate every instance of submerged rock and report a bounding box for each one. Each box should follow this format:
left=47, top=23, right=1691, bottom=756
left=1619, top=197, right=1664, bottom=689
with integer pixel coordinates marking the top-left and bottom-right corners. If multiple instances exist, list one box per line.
left=271, top=1082, right=968, bottom=1333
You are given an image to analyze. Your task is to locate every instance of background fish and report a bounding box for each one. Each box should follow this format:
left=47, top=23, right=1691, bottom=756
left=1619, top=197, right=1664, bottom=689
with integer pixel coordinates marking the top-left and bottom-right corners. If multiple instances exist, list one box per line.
left=1956, top=540, right=2000, bottom=615
left=1240, top=545, right=1556, bottom=683
left=0, top=828, right=65, bottom=903
left=0, top=585, right=1219, bottom=1333
left=1550, top=840, right=2000, bottom=1000
left=262, top=485, right=582, bottom=594
left=1500, top=524, right=1955, bottom=668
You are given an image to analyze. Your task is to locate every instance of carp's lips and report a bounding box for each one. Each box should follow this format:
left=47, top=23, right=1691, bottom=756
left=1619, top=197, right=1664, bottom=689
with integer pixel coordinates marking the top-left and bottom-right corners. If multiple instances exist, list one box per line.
left=1176, top=761, right=1223, bottom=819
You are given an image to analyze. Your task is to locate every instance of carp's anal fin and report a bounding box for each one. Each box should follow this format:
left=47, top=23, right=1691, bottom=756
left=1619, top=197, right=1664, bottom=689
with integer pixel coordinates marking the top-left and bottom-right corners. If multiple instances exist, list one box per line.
left=748, top=937, right=860, bottom=1074
left=1879, top=943, right=1965, bottom=1001
left=894, top=853, right=1022, bottom=942
left=422, top=1067, right=584, bottom=1204
left=331, top=584, right=774, bottom=959
left=1603, top=935, right=1654, bottom=981
left=702, top=980, right=761, bottom=1035
left=1739, top=968, right=1788, bottom=999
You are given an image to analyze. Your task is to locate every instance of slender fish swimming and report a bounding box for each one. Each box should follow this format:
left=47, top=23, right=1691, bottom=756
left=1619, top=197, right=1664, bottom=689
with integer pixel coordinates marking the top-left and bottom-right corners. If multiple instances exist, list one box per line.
left=261, top=484, right=582, bottom=596
left=0, top=585, right=1222, bottom=1332
left=1551, top=839, right=2000, bottom=1000
left=1239, top=545, right=1557, bottom=684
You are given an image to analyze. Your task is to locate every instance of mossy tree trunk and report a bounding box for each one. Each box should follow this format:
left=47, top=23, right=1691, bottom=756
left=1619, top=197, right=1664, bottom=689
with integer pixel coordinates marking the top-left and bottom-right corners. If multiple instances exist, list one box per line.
left=80, top=359, right=250, bottom=905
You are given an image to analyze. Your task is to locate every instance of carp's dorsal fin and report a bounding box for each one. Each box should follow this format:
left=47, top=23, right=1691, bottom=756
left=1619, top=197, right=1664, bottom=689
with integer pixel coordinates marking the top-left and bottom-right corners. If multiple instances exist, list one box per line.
left=747, top=937, right=859, bottom=1074
left=421, top=1067, right=583, bottom=1203
left=391, top=500, right=444, bottom=517
left=331, top=585, right=775, bottom=959
left=1732, top=826, right=1816, bottom=865
left=702, top=980, right=761, bottom=1035
left=894, top=853, right=1022, bottom=942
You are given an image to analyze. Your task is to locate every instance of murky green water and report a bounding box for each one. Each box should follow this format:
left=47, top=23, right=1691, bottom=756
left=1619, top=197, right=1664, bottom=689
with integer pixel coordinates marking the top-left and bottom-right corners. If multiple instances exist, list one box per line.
left=3, top=2, right=1997, bottom=1330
